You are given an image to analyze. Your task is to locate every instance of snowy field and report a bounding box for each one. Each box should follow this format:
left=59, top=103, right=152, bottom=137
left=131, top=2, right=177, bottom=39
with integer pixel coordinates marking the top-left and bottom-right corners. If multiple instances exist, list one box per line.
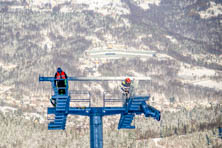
left=75, top=0, right=130, bottom=15
left=132, top=0, right=161, bottom=10
left=178, top=64, right=222, bottom=90
left=199, top=1, right=222, bottom=19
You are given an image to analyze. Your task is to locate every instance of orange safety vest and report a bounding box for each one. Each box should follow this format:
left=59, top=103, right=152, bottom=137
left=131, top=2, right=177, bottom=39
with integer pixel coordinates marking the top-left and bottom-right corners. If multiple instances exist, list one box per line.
left=56, top=71, right=66, bottom=79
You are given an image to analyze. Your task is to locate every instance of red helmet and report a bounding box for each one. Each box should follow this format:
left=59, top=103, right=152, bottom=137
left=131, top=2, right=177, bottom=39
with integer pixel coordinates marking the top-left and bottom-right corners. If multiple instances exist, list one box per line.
left=125, top=78, right=131, bottom=83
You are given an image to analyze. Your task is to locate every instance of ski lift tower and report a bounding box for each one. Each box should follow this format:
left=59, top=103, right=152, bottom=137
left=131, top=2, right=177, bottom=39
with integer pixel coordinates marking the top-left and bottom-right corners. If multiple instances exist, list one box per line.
left=39, top=76, right=161, bottom=148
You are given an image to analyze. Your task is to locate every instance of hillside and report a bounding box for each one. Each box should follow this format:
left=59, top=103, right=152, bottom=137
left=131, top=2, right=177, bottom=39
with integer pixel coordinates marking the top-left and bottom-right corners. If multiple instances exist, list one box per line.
left=0, top=0, right=222, bottom=147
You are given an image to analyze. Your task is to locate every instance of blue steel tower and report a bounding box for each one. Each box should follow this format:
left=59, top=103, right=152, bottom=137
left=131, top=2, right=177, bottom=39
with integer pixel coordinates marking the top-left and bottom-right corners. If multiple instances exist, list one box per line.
left=39, top=76, right=161, bottom=148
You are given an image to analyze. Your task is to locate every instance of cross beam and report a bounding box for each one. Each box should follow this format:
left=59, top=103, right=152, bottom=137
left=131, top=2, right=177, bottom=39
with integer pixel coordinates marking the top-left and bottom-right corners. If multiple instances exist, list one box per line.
left=39, top=76, right=151, bottom=82
left=39, top=76, right=160, bottom=148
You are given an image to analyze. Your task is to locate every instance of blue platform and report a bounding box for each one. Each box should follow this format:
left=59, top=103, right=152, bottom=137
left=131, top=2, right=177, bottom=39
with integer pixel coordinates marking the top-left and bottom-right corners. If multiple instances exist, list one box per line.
left=39, top=76, right=161, bottom=148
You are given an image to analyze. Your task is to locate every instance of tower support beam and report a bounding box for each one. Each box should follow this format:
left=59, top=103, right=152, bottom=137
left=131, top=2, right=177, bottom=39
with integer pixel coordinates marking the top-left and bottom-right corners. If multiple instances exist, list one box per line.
left=90, top=115, right=103, bottom=148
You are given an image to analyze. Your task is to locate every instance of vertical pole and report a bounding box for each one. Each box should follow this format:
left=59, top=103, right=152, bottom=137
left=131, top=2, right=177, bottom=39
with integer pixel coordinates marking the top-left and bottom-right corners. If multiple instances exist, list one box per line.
left=90, top=115, right=103, bottom=148
left=66, top=79, right=69, bottom=95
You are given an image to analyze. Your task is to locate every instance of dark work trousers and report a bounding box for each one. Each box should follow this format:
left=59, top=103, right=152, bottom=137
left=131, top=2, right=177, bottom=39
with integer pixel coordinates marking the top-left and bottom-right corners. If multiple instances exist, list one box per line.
left=56, top=80, right=66, bottom=95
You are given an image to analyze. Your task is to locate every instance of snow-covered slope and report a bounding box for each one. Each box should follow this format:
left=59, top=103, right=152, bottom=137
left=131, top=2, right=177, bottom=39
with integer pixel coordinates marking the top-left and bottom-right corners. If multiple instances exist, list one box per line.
left=199, top=1, right=222, bottom=19
left=1, top=0, right=222, bottom=147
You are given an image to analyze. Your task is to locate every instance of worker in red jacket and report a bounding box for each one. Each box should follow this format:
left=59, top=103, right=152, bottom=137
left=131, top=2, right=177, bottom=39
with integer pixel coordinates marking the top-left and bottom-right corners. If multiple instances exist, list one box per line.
left=54, top=67, right=68, bottom=95
left=50, top=67, right=68, bottom=107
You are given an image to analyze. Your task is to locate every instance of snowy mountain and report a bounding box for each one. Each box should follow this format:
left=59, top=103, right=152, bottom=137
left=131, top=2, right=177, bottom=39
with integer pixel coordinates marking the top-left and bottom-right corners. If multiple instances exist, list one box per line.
left=0, top=0, right=222, bottom=147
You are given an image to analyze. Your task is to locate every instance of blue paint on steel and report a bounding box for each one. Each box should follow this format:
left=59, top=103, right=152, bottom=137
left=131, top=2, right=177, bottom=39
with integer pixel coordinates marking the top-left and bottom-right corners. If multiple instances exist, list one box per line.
left=39, top=76, right=161, bottom=148
left=118, top=113, right=135, bottom=129
left=219, top=127, right=222, bottom=139
left=48, top=93, right=70, bottom=130
left=90, top=115, right=103, bottom=148
left=141, top=102, right=161, bottom=121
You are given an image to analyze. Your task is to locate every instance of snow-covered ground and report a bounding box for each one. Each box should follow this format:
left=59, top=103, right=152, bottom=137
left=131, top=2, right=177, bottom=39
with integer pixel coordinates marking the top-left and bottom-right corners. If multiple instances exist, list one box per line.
left=78, top=57, right=103, bottom=75
left=129, top=71, right=143, bottom=77
left=152, top=138, right=165, bottom=148
left=40, top=30, right=54, bottom=51
left=16, top=0, right=130, bottom=16
left=27, top=0, right=70, bottom=8
left=155, top=53, right=174, bottom=60
left=0, top=62, right=17, bottom=70
left=165, top=35, right=178, bottom=44
left=192, top=79, right=222, bottom=90
left=23, top=112, right=45, bottom=123
left=75, top=0, right=130, bottom=15
left=132, top=0, right=161, bottom=10
left=0, top=84, right=14, bottom=94
left=0, top=106, right=17, bottom=114
left=178, top=64, right=216, bottom=79
left=178, top=64, right=222, bottom=90
left=199, top=1, right=222, bottom=19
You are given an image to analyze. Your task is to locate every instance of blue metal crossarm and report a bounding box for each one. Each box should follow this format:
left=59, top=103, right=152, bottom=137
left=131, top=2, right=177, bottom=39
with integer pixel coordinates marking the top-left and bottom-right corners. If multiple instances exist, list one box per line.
left=48, top=107, right=91, bottom=116
left=141, top=102, right=161, bottom=121
left=68, top=77, right=126, bottom=81
left=102, top=107, right=125, bottom=116
left=68, top=107, right=92, bottom=116
left=39, top=76, right=55, bottom=82
left=39, top=76, right=151, bottom=82
left=49, top=107, right=126, bottom=116
left=39, top=76, right=124, bottom=82
left=68, top=107, right=126, bottom=116
left=40, top=75, right=161, bottom=148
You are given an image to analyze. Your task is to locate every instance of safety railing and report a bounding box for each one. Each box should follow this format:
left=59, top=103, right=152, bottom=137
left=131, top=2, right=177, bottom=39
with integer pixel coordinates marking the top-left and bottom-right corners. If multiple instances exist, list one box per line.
left=69, top=90, right=91, bottom=107
left=103, top=91, right=123, bottom=107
